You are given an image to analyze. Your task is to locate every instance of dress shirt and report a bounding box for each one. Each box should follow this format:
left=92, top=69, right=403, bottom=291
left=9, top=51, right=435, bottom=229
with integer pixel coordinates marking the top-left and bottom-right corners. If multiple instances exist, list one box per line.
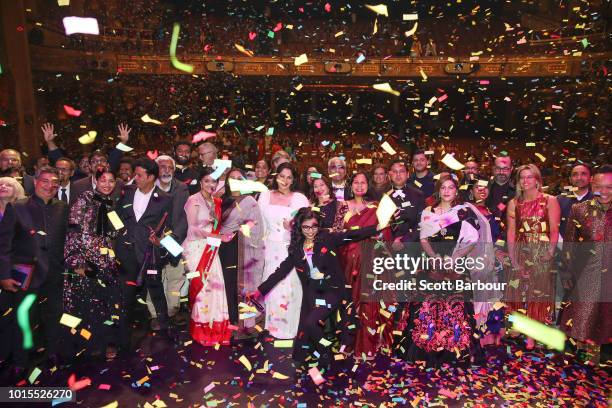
left=133, top=187, right=154, bottom=222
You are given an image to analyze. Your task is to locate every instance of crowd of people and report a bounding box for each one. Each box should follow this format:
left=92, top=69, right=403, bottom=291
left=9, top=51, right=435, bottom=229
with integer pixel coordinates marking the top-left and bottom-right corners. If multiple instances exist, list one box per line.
left=0, top=122, right=609, bottom=384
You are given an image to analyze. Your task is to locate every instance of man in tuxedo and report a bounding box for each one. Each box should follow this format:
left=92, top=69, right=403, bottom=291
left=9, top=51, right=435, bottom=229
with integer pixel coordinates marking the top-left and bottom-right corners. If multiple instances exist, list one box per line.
left=557, top=163, right=593, bottom=239
left=328, top=156, right=347, bottom=201
left=71, top=150, right=124, bottom=200
left=114, top=158, right=176, bottom=350
left=386, top=159, right=425, bottom=250
left=0, top=167, right=68, bottom=380
left=55, top=157, right=79, bottom=205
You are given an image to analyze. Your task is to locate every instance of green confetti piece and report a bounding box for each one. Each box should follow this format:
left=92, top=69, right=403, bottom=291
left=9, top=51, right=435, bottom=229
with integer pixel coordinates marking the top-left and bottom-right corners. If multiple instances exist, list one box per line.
left=509, top=312, right=566, bottom=351
left=170, top=23, right=194, bottom=73
left=28, top=367, right=42, bottom=384
left=17, top=293, right=37, bottom=350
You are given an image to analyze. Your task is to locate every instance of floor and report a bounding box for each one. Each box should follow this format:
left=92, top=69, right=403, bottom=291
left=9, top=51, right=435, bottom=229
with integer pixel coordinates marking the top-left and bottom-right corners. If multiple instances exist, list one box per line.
left=1, top=322, right=609, bottom=407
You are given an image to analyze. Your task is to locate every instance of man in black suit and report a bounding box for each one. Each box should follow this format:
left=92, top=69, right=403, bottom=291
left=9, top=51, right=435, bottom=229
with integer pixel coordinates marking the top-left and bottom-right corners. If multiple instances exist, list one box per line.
left=0, top=167, right=68, bottom=379
left=114, top=158, right=176, bottom=350
left=55, top=157, right=79, bottom=205
left=557, top=163, right=593, bottom=239
left=144, top=155, right=189, bottom=326
left=486, top=155, right=516, bottom=232
left=387, top=159, right=425, bottom=250
left=71, top=150, right=124, bottom=201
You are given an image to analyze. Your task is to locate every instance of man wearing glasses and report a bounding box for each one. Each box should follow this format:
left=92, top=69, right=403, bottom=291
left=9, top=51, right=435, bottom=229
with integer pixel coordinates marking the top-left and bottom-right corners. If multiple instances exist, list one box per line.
left=486, top=155, right=516, bottom=229
left=71, top=150, right=123, bottom=201
left=328, top=157, right=347, bottom=201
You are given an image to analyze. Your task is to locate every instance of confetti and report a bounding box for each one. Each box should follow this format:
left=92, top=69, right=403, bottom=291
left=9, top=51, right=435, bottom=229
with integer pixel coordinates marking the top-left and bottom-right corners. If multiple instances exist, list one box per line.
left=63, top=105, right=82, bottom=117
left=169, top=23, right=194, bottom=73
left=63, top=16, right=99, bottom=35
left=294, top=53, right=308, bottom=66
left=365, top=4, right=388, bottom=17
left=441, top=153, right=465, bottom=170
left=373, top=83, right=400, bottom=96
left=16, top=294, right=37, bottom=349
left=59, top=313, right=82, bottom=328
left=509, top=312, right=566, bottom=351
left=141, top=114, right=162, bottom=125
left=78, top=130, right=97, bottom=145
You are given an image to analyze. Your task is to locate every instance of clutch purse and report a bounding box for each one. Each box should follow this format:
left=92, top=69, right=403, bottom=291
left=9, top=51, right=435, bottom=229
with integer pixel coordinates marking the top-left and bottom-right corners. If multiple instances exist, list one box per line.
left=11, top=263, right=35, bottom=291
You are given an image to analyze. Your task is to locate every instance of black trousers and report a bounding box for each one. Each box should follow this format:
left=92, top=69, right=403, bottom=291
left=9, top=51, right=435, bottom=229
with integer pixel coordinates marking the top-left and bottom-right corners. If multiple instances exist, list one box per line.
left=0, top=279, right=63, bottom=367
left=294, top=285, right=341, bottom=363
left=118, top=254, right=169, bottom=349
left=218, top=236, right=239, bottom=325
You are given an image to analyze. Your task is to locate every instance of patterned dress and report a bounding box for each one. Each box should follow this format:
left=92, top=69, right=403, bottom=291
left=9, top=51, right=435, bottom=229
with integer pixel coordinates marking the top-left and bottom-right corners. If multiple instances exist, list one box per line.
left=63, top=190, right=120, bottom=355
left=505, top=194, right=555, bottom=324
left=559, top=199, right=611, bottom=344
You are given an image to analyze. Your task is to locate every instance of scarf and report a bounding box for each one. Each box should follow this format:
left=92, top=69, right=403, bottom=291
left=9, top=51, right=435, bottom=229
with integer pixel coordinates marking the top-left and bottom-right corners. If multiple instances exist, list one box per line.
left=93, top=193, right=114, bottom=236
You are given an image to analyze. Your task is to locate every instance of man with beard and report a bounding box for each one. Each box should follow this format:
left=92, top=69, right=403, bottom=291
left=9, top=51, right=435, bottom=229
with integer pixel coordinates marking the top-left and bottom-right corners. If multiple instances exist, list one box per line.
left=173, top=141, right=200, bottom=194
left=486, top=155, right=515, bottom=233
left=148, top=155, right=189, bottom=327
left=408, top=149, right=435, bottom=199
left=557, top=163, right=593, bottom=239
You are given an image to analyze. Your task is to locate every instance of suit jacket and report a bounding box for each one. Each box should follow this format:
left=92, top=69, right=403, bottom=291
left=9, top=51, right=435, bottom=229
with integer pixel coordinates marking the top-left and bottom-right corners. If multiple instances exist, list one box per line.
left=386, top=184, right=425, bottom=243
left=0, top=195, right=68, bottom=289
left=57, top=182, right=79, bottom=206
left=23, top=173, right=35, bottom=196
left=157, top=179, right=189, bottom=265
left=557, top=189, right=593, bottom=239
left=113, top=185, right=173, bottom=272
left=72, top=175, right=123, bottom=203
left=258, top=225, right=378, bottom=296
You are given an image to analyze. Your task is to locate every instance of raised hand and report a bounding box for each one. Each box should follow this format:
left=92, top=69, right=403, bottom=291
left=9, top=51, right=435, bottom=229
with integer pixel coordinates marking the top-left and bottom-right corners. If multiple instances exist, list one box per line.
left=41, top=122, right=57, bottom=144
left=117, top=123, right=132, bottom=144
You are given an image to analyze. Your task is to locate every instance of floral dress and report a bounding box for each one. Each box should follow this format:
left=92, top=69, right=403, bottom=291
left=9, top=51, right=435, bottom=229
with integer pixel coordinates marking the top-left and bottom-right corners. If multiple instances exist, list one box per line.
left=63, top=190, right=120, bottom=355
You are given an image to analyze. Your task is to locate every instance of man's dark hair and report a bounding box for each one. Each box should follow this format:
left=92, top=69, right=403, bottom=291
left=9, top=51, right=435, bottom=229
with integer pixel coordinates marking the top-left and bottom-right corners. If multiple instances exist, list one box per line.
left=134, top=158, right=159, bottom=179
left=571, top=163, right=592, bottom=176
left=412, top=149, right=427, bottom=159
left=56, top=157, right=76, bottom=170
left=389, top=159, right=409, bottom=171
left=90, top=150, right=108, bottom=160
left=174, top=141, right=192, bottom=151
left=36, top=166, right=59, bottom=179
left=594, top=164, right=612, bottom=176
left=119, top=157, right=135, bottom=171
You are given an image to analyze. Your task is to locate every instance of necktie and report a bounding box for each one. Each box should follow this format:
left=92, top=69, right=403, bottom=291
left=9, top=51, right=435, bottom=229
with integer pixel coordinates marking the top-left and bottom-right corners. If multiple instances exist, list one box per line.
left=60, top=188, right=67, bottom=203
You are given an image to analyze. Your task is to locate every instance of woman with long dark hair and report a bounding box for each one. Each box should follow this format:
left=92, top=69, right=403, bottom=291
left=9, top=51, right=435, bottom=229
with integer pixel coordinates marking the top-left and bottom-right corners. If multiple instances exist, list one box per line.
left=218, top=168, right=264, bottom=338
left=257, top=162, right=309, bottom=339
left=248, top=207, right=385, bottom=368
left=407, top=174, right=493, bottom=365
left=308, top=175, right=338, bottom=229
left=63, top=168, right=121, bottom=359
left=333, top=171, right=395, bottom=360
left=183, top=167, right=235, bottom=346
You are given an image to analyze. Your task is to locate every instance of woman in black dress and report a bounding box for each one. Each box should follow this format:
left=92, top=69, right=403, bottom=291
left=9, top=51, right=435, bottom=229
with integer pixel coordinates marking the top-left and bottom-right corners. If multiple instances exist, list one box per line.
left=63, top=169, right=121, bottom=360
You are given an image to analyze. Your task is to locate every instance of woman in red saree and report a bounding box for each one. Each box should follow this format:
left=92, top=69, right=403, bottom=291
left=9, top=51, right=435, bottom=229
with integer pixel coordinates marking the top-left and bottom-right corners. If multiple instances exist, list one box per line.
left=334, top=172, right=394, bottom=360
left=184, top=167, right=234, bottom=346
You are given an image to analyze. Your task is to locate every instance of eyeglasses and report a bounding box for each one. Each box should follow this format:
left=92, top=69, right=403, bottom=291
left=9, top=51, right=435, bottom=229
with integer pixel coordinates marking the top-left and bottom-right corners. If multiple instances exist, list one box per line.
left=494, top=167, right=512, bottom=173
left=301, top=224, right=319, bottom=231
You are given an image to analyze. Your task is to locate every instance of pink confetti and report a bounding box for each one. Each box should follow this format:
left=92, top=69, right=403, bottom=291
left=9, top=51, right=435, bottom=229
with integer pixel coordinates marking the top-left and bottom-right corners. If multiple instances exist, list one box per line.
left=192, top=130, right=217, bottom=144
left=63, top=105, right=82, bottom=117
left=479, top=80, right=490, bottom=85
left=437, top=94, right=448, bottom=103
left=325, top=3, right=331, bottom=12
left=98, top=384, right=111, bottom=390
left=315, top=122, right=321, bottom=129
left=248, top=32, right=256, bottom=41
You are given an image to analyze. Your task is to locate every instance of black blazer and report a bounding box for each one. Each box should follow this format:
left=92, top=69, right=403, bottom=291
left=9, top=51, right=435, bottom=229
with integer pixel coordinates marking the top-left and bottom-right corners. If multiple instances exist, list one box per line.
left=113, top=185, right=173, bottom=268
left=0, top=195, right=68, bottom=289
left=72, top=176, right=124, bottom=203
left=258, top=225, right=378, bottom=296
left=387, top=184, right=425, bottom=243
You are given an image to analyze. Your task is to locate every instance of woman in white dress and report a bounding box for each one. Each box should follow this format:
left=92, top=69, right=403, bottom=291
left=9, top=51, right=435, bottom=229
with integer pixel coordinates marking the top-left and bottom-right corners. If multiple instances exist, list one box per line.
left=258, top=162, right=309, bottom=339
left=183, top=167, right=234, bottom=346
